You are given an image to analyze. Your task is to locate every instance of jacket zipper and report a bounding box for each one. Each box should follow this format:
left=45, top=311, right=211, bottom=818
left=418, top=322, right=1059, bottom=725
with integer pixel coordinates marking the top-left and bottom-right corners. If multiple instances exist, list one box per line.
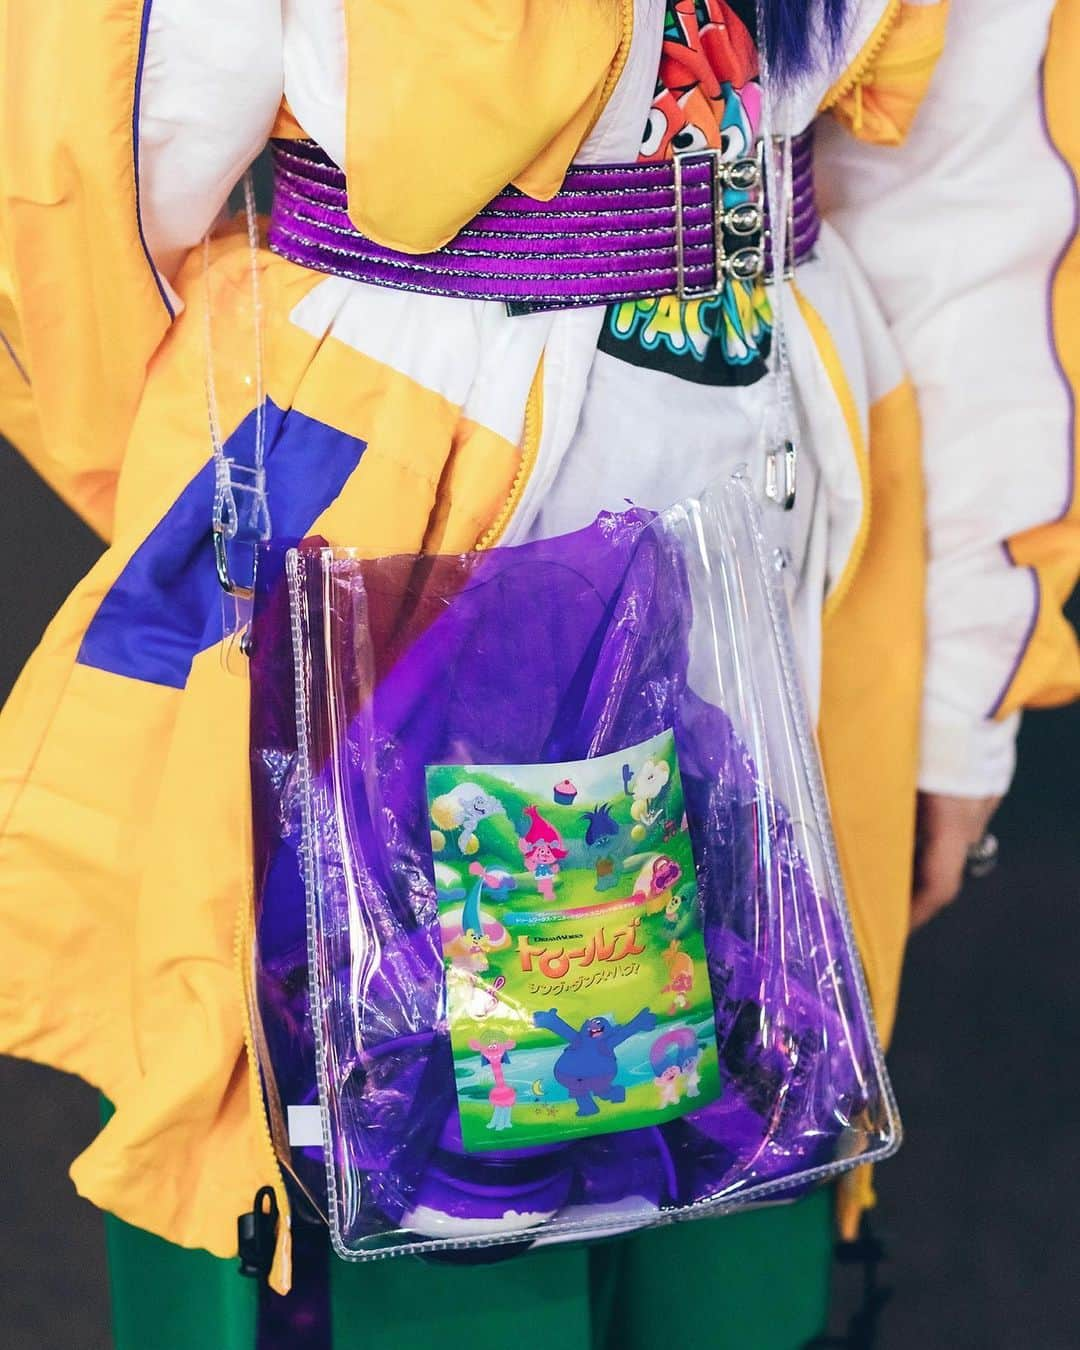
left=823, top=475, right=872, bottom=623
left=235, top=887, right=293, bottom=1293
left=478, top=364, right=545, bottom=550
left=818, top=0, right=903, bottom=114
left=586, top=0, right=636, bottom=138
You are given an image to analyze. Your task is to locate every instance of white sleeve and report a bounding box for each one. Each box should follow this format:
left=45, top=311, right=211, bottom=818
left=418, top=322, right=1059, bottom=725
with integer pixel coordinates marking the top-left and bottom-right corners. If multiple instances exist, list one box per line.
left=137, top=0, right=284, bottom=288
left=815, top=0, right=1076, bottom=796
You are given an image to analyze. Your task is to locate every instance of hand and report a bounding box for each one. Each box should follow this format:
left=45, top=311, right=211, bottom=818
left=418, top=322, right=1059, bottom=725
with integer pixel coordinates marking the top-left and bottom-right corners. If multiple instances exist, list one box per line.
left=910, top=792, right=1002, bottom=932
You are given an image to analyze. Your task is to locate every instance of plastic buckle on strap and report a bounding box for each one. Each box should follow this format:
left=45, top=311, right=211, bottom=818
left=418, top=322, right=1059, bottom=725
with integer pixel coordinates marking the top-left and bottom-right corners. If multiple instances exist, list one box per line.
left=214, top=460, right=271, bottom=601
left=766, top=441, right=798, bottom=512
left=674, top=142, right=765, bottom=301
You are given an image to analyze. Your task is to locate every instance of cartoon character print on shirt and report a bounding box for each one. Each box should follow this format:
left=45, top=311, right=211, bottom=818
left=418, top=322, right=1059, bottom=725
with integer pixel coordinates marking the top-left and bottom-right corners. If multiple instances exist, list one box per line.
left=598, top=0, right=773, bottom=387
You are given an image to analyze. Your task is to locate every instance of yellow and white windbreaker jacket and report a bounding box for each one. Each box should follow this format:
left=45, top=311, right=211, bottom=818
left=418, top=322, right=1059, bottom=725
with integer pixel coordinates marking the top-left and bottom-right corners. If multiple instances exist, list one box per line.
left=0, top=0, right=1077, bottom=1290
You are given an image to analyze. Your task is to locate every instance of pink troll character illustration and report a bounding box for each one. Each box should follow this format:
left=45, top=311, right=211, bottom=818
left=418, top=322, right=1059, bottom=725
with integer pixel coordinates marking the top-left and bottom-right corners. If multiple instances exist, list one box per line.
left=469, top=1039, right=517, bottom=1131
left=519, top=805, right=568, bottom=901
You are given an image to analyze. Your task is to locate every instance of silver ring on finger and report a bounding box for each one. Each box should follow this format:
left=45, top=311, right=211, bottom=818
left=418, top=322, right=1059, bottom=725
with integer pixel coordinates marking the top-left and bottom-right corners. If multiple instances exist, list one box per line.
left=965, top=832, right=999, bottom=880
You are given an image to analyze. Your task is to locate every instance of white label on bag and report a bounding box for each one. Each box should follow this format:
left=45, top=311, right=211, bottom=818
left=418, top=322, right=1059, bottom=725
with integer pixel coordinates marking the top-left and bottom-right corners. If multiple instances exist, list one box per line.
left=287, top=1104, right=324, bottom=1147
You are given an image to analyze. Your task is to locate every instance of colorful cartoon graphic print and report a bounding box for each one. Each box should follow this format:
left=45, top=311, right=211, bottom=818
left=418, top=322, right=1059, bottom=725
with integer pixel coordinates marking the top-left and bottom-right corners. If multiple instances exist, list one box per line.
left=598, top=0, right=773, bottom=386
left=428, top=730, right=722, bottom=1152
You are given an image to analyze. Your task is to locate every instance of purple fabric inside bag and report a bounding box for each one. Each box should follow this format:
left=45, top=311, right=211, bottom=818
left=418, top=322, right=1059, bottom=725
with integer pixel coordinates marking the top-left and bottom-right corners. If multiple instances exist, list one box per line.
left=249, top=511, right=882, bottom=1251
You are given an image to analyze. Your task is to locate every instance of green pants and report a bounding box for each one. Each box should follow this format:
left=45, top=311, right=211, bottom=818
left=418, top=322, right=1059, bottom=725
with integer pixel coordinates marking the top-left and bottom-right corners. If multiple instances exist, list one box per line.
left=105, top=1190, right=832, bottom=1350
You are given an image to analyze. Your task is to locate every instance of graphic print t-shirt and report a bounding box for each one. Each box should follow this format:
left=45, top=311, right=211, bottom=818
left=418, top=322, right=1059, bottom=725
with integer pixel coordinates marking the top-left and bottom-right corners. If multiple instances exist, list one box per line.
left=597, top=0, right=772, bottom=387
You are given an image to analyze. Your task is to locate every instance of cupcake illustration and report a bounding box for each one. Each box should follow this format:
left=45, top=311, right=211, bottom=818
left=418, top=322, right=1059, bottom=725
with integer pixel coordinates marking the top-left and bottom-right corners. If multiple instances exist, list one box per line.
left=553, top=778, right=578, bottom=806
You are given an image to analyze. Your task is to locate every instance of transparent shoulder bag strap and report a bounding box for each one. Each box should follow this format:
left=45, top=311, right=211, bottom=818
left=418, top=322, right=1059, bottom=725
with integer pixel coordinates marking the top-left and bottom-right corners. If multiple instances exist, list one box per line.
left=756, top=0, right=799, bottom=513
left=204, top=170, right=271, bottom=663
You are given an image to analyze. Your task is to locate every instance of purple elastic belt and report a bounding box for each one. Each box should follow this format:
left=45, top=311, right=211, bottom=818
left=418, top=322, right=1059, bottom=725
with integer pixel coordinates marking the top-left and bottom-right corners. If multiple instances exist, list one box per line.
left=268, top=131, right=819, bottom=312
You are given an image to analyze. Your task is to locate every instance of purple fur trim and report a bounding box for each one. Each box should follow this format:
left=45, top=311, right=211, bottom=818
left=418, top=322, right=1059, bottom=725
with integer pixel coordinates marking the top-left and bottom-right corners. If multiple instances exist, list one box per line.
left=760, top=0, right=851, bottom=82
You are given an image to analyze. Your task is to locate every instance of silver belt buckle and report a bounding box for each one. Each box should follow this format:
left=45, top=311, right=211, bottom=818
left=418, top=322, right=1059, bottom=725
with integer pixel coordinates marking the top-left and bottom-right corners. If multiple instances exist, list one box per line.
left=674, top=141, right=765, bottom=301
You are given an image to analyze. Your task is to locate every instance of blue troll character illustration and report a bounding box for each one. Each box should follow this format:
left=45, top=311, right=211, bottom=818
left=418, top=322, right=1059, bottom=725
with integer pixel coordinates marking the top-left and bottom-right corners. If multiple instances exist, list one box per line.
left=533, top=1007, right=657, bottom=1117
left=581, top=803, right=619, bottom=848
left=581, top=803, right=620, bottom=891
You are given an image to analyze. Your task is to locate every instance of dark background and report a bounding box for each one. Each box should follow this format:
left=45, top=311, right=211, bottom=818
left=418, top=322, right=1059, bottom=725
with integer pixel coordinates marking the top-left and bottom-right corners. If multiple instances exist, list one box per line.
left=1, top=438, right=1078, bottom=1349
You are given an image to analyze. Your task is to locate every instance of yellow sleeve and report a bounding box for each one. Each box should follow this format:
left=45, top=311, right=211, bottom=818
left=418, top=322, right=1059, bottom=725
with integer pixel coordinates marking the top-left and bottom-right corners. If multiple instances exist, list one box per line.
left=0, top=0, right=175, bottom=540
left=995, top=0, right=1080, bottom=718
left=818, top=0, right=1080, bottom=793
